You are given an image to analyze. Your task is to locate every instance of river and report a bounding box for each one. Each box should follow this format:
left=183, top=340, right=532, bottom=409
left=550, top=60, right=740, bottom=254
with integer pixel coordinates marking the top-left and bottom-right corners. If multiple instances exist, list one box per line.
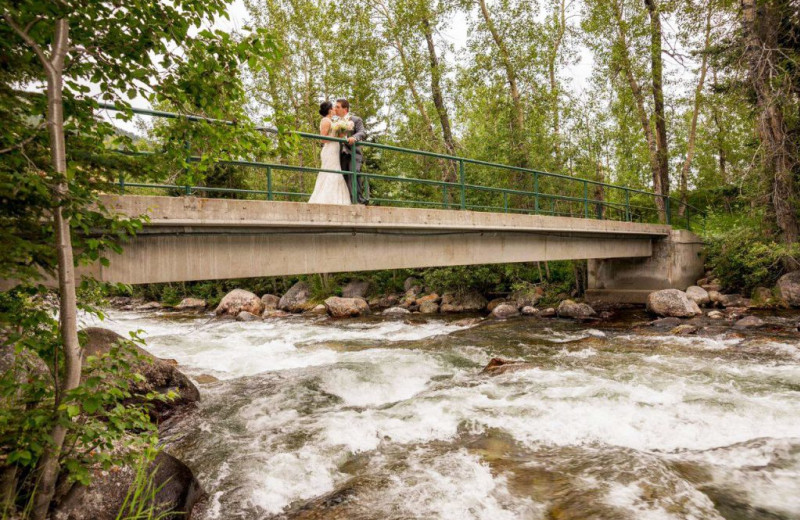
left=90, top=309, right=800, bottom=519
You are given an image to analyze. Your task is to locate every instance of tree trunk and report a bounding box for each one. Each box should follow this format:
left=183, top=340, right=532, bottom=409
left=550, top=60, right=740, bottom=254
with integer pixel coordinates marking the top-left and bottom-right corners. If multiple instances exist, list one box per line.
left=477, top=0, right=528, bottom=170
left=678, top=5, right=712, bottom=217
left=32, top=19, right=82, bottom=520
left=548, top=0, right=567, bottom=168
left=740, top=0, right=798, bottom=244
left=422, top=18, right=458, bottom=187
left=644, top=0, right=670, bottom=221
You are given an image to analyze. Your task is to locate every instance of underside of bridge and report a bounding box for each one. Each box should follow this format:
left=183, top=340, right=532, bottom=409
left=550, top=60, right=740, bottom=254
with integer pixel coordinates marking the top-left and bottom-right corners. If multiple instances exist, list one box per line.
left=74, top=195, right=704, bottom=303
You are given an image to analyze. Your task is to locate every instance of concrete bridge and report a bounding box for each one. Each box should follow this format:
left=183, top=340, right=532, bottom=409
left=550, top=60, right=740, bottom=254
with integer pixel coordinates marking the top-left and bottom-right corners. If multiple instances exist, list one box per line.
left=79, top=195, right=704, bottom=303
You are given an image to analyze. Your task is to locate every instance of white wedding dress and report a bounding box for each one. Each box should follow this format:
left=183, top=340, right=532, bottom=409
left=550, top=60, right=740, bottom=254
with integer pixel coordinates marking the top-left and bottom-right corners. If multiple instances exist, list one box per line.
left=308, top=118, right=351, bottom=204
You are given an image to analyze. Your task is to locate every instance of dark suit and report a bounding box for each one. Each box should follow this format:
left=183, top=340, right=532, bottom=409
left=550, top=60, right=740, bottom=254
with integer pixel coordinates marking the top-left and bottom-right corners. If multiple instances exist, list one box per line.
left=339, top=114, right=368, bottom=204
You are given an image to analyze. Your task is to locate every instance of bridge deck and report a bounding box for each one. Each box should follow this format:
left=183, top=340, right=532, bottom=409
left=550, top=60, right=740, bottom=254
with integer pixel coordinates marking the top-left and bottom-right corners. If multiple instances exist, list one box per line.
left=86, top=195, right=672, bottom=284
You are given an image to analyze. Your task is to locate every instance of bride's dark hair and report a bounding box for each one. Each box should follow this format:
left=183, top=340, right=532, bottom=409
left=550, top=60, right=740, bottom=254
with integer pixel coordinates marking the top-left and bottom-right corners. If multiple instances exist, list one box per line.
left=319, top=101, right=333, bottom=117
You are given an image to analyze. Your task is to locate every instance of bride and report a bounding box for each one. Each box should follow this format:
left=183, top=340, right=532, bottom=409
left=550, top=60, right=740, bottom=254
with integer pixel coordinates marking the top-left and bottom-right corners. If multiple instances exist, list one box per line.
left=308, top=101, right=352, bottom=204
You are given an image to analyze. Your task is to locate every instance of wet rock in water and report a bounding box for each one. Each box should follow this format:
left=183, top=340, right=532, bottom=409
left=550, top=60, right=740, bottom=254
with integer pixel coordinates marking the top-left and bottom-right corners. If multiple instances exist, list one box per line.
left=649, top=317, right=682, bottom=328
left=557, top=300, right=596, bottom=319
left=453, top=317, right=482, bottom=327
left=707, top=310, right=725, bottom=319
left=324, top=297, right=370, bottom=318
left=585, top=329, right=606, bottom=338
left=671, top=324, right=699, bottom=335
left=708, top=290, right=723, bottom=306
left=777, top=271, right=800, bottom=306
left=486, top=298, right=509, bottom=313
left=510, top=286, right=544, bottom=308
left=399, top=289, right=418, bottom=309
left=342, top=280, right=370, bottom=299
left=481, top=357, right=533, bottom=375
left=195, top=374, right=219, bottom=384
left=719, top=293, right=745, bottom=308
left=215, top=289, right=264, bottom=316
left=82, top=328, right=199, bottom=419
left=701, top=280, right=722, bottom=292
left=236, top=311, right=261, bottom=322
left=734, top=316, right=765, bottom=329
left=174, top=297, right=206, bottom=311
left=685, top=286, right=710, bottom=307
left=260, top=294, right=280, bottom=311
left=418, top=300, right=440, bottom=314
left=53, top=451, right=204, bottom=520
left=646, top=289, right=701, bottom=318
left=135, top=301, right=162, bottom=311
left=307, top=304, right=327, bottom=315
left=539, top=307, right=556, bottom=317
left=521, top=306, right=539, bottom=316
left=416, top=293, right=440, bottom=304
left=263, top=309, right=291, bottom=318
left=279, top=282, right=311, bottom=313
left=490, top=303, right=519, bottom=319
left=440, top=291, right=488, bottom=313
left=382, top=306, right=411, bottom=317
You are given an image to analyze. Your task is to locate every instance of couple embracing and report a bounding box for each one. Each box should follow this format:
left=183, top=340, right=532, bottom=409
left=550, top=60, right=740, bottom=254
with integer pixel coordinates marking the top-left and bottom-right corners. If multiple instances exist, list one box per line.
left=308, top=98, right=368, bottom=205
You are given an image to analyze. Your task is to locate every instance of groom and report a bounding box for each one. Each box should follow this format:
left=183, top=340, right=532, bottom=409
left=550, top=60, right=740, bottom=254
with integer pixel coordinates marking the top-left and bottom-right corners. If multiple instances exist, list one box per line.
left=334, top=98, right=368, bottom=204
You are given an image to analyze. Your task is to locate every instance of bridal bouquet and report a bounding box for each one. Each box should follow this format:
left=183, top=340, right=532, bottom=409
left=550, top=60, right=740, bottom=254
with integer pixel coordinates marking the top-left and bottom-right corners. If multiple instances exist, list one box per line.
left=331, top=117, right=354, bottom=137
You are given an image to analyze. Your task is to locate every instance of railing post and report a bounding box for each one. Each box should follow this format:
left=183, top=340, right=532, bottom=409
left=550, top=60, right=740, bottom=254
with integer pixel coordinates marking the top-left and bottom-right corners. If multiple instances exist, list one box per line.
left=118, top=172, right=125, bottom=194
left=625, top=189, right=631, bottom=222
left=503, top=192, right=508, bottom=213
left=583, top=180, right=589, bottom=219
left=183, top=140, right=191, bottom=196
left=686, top=205, right=691, bottom=232
left=267, top=165, right=273, bottom=201
left=665, top=196, right=671, bottom=225
left=443, top=184, right=448, bottom=208
left=459, top=159, right=465, bottom=210
left=350, top=142, right=358, bottom=204
left=534, top=171, right=539, bottom=215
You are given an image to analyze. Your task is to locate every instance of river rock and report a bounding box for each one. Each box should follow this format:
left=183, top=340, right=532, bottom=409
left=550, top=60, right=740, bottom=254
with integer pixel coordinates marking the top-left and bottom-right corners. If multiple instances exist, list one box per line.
left=453, top=317, right=483, bottom=327
left=540, top=307, right=556, bottom=317
left=263, top=309, right=291, bottom=318
left=557, top=300, right=597, bottom=319
left=325, top=297, right=370, bottom=318
left=279, top=282, right=311, bottom=313
left=399, top=289, right=418, bottom=309
left=707, top=310, right=725, bottom=319
left=308, top=304, right=327, bottom=314
left=403, top=277, right=422, bottom=294
left=646, top=289, right=701, bottom=318
left=82, top=328, right=199, bottom=419
left=777, top=271, right=800, bottom=306
left=174, top=298, right=206, bottom=311
left=751, top=287, right=773, bottom=304
left=671, top=324, right=698, bottom=335
left=383, top=306, right=411, bottom=317
left=342, top=280, right=370, bottom=299
left=685, top=286, right=710, bottom=306
left=417, top=293, right=440, bottom=304
left=521, top=306, right=539, bottom=316
left=418, top=300, right=440, bottom=314
left=481, top=357, right=533, bottom=376
left=135, top=301, right=162, bottom=311
left=708, top=290, right=723, bottom=306
left=53, top=451, right=203, bottom=520
left=194, top=374, right=219, bottom=384
left=719, top=294, right=745, bottom=308
left=261, top=294, right=280, bottom=311
left=440, top=291, right=488, bottom=313
left=490, top=303, right=519, bottom=319
left=649, top=317, right=682, bottom=328
left=215, top=289, right=264, bottom=316
left=734, top=316, right=765, bottom=329
left=509, top=286, right=544, bottom=308
left=369, top=294, right=400, bottom=309
left=236, top=311, right=260, bottom=322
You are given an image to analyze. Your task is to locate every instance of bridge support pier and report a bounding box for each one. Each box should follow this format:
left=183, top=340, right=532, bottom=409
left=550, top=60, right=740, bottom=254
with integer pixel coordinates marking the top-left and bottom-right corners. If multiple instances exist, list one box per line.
left=586, top=229, right=705, bottom=304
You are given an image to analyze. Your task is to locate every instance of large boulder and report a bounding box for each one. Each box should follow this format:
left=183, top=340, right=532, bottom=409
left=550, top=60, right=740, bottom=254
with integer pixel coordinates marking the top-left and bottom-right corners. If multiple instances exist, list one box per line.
left=236, top=311, right=260, bottom=322
left=440, top=291, right=488, bottom=313
left=418, top=300, right=440, bottom=314
left=342, top=280, right=370, bottom=299
left=734, top=316, right=765, bottom=329
left=53, top=451, right=203, bottom=520
left=174, top=298, right=206, bottom=311
left=383, top=306, right=411, bottom=317
left=369, top=294, right=400, bottom=309
left=685, top=286, right=710, bottom=307
left=557, top=300, right=597, bottom=319
left=82, top=328, right=199, bottom=419
left=490, top=304, right=519, bottom=320
left=403, top=277, right=422, bottom=293
left=279, top=282, right=311, bottom=313
left=324, top=297, right=370, bottom=318
left=215, top=289, right=263, bottom=317
left=509, top=286, right=544, bottom=308
left=646, top=289, right=701, bottom=318
left=777, top=271, right=800, bottom=306
left=719, top=294, right=745, bottom=308
left=260, top=294, right=280, bottom=311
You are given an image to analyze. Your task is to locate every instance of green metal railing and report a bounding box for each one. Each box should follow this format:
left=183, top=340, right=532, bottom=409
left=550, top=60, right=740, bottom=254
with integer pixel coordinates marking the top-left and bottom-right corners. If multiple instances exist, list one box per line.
left=100, top=103, right=707, bottom=232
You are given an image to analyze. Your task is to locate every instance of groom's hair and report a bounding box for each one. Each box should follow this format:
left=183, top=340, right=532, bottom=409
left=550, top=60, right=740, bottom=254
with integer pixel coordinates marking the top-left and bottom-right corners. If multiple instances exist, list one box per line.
left=336, top=98, right=350, bottom=111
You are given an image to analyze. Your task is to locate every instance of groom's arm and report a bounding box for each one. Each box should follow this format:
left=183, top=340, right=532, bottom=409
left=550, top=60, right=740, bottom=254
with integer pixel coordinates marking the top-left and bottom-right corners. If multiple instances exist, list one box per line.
left=352, top=117, right=367, bottom=143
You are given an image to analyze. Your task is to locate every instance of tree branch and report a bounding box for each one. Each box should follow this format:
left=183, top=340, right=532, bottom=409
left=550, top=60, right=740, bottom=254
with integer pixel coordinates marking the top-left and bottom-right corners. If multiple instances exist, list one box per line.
left=2, top=13, right=54, bottom=73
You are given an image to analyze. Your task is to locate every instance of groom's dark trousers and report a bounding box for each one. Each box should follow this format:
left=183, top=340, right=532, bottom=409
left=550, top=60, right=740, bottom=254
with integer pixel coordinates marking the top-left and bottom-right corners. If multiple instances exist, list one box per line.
left=339, top=113, right=369, bottom=204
